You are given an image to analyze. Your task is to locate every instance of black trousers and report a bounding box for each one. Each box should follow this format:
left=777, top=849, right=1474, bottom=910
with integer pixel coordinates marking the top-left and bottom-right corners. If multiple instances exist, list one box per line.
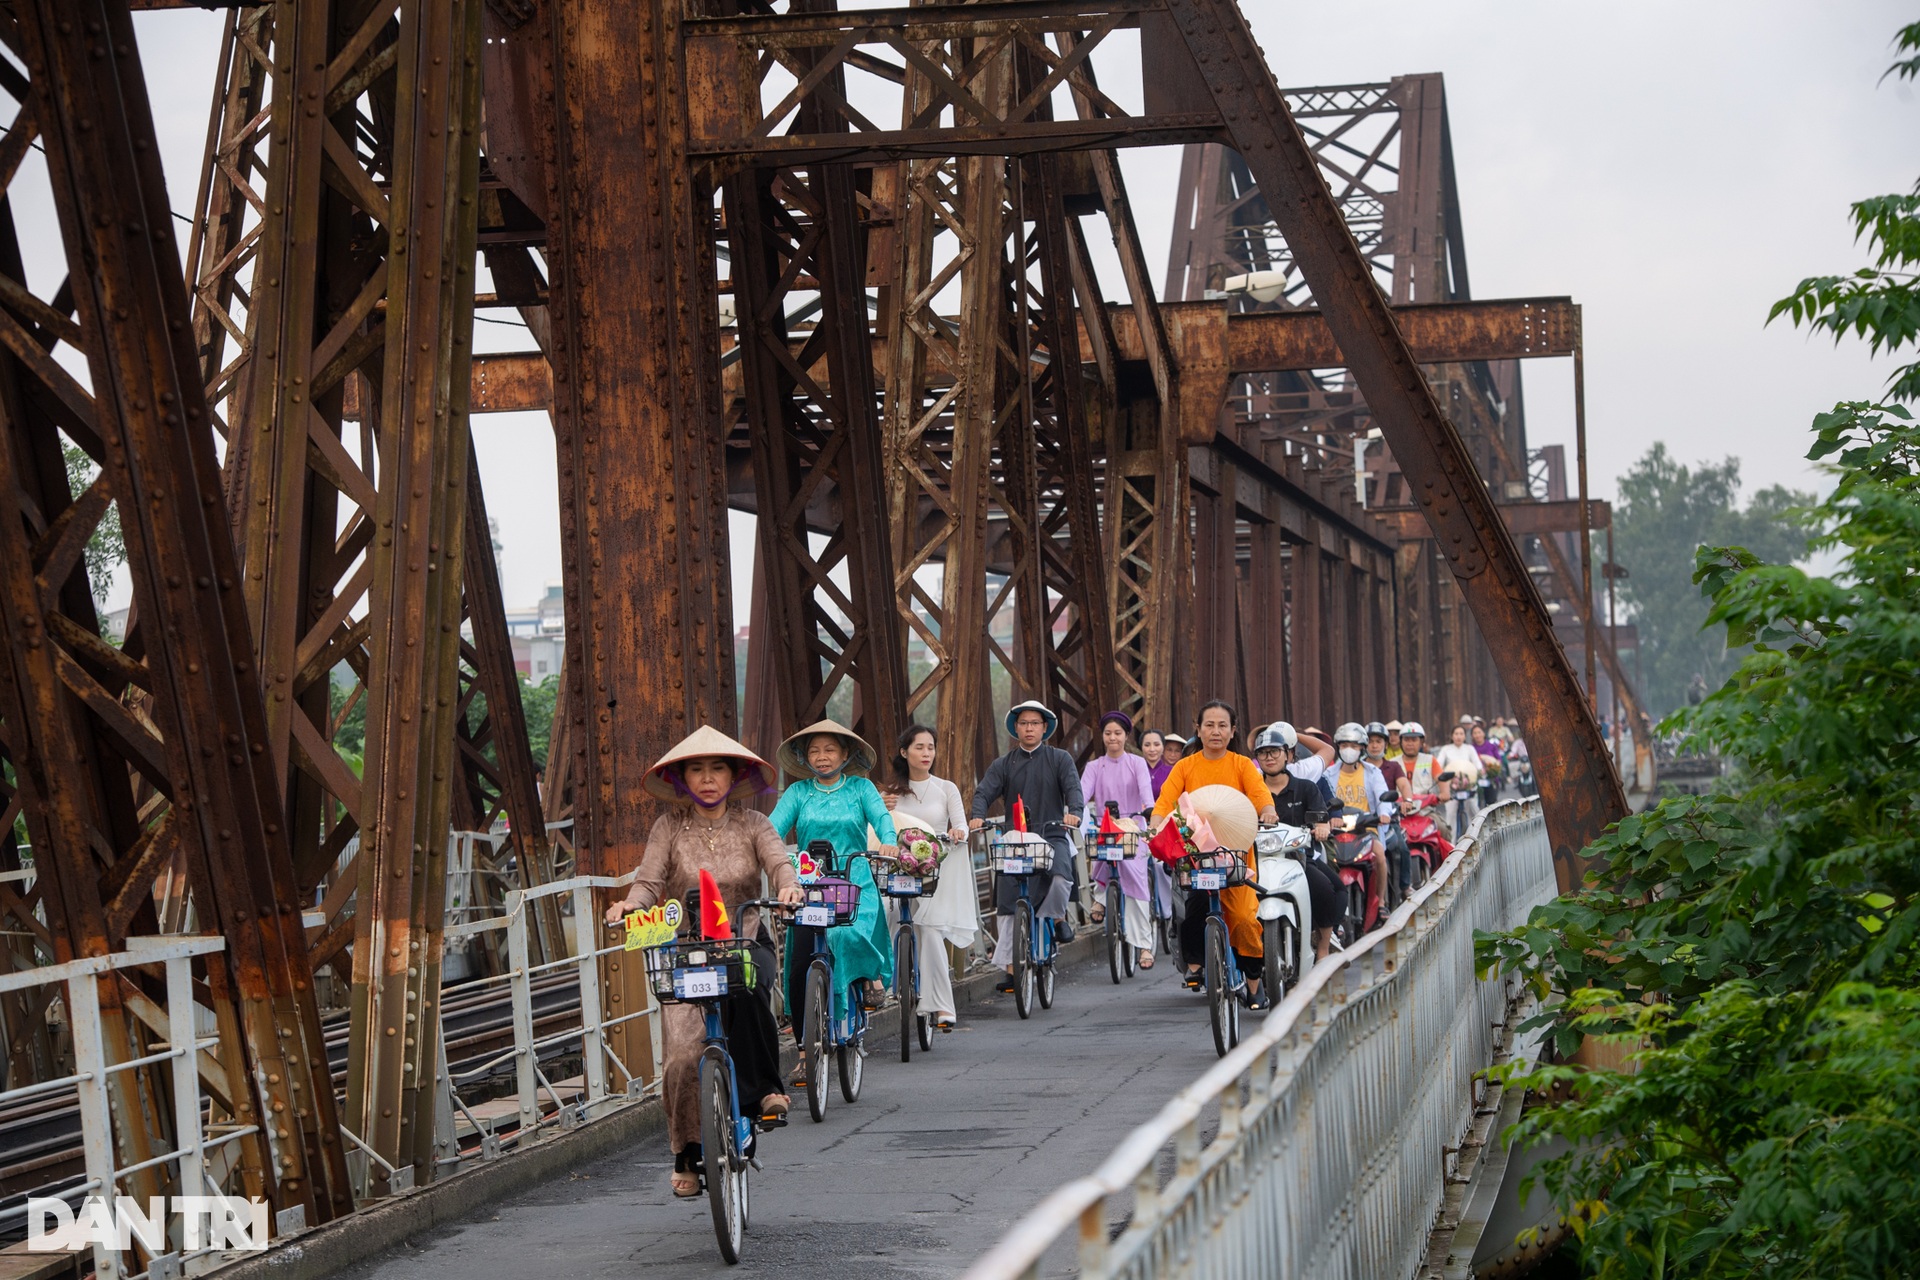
left=1177, top=887, right=1263, bottom=980
left=1301, top=859, right=1341, bottom=933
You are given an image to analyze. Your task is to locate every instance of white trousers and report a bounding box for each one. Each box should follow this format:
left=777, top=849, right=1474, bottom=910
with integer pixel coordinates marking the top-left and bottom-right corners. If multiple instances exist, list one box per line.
left=911, top=924, right=956, bottom=1020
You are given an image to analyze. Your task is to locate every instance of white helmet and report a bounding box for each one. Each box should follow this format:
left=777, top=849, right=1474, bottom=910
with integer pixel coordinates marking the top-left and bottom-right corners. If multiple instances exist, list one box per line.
left=1251, top=722, right=1297, bottom=754
left=1332, top=722, right=1368, bottom=748
left=1400, top=721, right=1427, bottom=740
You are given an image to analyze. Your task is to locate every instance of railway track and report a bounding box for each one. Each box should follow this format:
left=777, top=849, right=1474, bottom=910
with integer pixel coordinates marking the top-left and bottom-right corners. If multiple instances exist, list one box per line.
left=0, top=969, right=585, bottom=1241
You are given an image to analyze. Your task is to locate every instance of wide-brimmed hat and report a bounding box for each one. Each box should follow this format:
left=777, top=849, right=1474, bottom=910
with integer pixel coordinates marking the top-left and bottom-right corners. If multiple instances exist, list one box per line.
left=1004, top=700, right=1058, bottom=740
left=645, top=725, right=773, bottom=802
left=1186, top=784, right=1257, bottom=853
left=777, top=719, right=877, bottom=779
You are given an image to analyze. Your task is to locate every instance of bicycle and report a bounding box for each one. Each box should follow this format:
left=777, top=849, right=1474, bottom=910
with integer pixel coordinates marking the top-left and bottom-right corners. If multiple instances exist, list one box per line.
left=1084, top=820, right=1139, bottom=984
left=1176, top=848, right=1256, bottom=1058
left=870, top=840, right=949, bottom=1062
left=641, top=915, right=785, bottom=1264
left=787, top=839, right=869, bottom=1122
left=985, top=821, right=1059, bottom=1019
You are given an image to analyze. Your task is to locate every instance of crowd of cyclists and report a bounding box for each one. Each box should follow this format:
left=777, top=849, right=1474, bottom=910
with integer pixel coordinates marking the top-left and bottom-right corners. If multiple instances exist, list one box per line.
left=599, top=700, right=1533, bottom=1253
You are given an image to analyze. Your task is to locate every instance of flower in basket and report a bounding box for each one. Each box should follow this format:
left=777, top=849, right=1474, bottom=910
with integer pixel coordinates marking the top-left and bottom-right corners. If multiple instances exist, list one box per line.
left=900, top=836, right=941, bottom=876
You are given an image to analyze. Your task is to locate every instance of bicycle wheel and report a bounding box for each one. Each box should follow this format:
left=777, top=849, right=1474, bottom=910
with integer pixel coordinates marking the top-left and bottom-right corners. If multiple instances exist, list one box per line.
left=837, top=1027, right=864, bottom=1103
left=701, top=1047, right=744, bottom=1263
left=1204, top=915, right=1237, bottom=1058
left=1011, top=901, right=1034, bottom=1020
left=1105, top=880, right=1123, bottom=985
left=895, top=924, right=914, bottom=1064
left=803, top=961, right=831, bottom=1123
left=1037, top=917, right=1056, bottom=1009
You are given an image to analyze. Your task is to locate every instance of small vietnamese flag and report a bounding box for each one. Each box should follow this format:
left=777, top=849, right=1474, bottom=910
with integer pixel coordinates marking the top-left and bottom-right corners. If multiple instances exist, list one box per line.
left=1098, top=807, right=1121, bottom=839
left=1012, top=796, right=1028, bottom=834
left=1147, top=820, right=1187, bottom=866
left=698, top=867, right=732, bottom=940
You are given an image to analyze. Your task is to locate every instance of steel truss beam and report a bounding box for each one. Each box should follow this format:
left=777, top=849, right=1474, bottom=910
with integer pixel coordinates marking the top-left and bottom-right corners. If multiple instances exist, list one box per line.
left=1163, top=0, right=1627, bottom=874
left=0, top=0, right=353, bottom=1221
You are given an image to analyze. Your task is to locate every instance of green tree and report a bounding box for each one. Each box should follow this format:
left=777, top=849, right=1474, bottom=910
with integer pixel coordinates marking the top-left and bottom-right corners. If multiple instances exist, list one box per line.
left=521, top=673, right=558, bottom=771
left=1610, top=447, right=1810, bottom=717
left=1475, top=24, right=1920, bottom=1276
left=62, top=441, right=124, bottom=610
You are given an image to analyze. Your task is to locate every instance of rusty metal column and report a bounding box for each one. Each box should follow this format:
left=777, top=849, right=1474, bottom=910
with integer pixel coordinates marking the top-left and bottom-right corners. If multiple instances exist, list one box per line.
left=543, top=0, right=738, bottom=854
left=12, top=0, right=353, bottom=1218
left=1166, top=0, right=1627, bottom=875
left=540, top=0, right=732, bottom=1096
left=344, top=0, right=487, bottom=1188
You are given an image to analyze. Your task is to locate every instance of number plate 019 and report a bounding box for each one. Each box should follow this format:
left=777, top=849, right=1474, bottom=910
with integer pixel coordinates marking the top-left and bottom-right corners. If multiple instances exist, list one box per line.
left=674, top=967, right=726, bottom=999
left=1191, top=871, right=1226, bottom=890
left=796, top=905, right=833, bottom=928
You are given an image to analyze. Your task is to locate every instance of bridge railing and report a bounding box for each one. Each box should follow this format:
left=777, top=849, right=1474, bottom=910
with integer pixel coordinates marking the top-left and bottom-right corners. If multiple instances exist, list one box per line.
left=962, top=798, right=1557, bottom=1280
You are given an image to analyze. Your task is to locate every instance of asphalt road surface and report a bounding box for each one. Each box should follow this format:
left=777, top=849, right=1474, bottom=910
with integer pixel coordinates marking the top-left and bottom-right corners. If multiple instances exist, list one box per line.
left=340, top=944, right=1239, bottom=1279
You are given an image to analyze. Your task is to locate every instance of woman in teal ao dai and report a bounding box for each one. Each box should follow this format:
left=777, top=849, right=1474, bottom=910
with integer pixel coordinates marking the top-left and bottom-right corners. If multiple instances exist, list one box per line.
left=769, top=719, right=896, bottom=1075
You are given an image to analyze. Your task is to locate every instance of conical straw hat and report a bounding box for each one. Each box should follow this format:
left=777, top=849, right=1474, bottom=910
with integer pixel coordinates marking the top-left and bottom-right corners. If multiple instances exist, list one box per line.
left=776, top=719, right=877, bottom=779
left=1186, top=784, right=1257, bottom=852
left=644, top=725, right=774, bottom=802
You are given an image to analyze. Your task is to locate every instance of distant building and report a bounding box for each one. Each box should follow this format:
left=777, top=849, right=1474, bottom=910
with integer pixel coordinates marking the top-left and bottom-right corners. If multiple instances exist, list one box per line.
left=506, top=583, right=566, bottom=680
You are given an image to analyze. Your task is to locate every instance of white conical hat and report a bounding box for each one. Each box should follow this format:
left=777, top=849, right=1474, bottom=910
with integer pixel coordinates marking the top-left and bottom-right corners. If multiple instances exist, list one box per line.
left=1187, top=784, right=1257, bottom=852
left=777, top=719, right=878, bottom=778
left=644, top=725, right=773, bottom=802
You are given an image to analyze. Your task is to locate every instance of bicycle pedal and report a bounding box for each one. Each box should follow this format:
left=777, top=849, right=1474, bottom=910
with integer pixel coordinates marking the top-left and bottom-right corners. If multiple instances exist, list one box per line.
left=757, top=1113, right=789, bottom=1130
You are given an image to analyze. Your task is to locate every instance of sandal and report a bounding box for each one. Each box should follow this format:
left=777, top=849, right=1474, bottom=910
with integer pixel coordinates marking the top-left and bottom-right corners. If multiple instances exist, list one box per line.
left=1138, top=950, right=1155, bottom=970
left=1088, top=904, right=1105, bottom=924
left=671, top=1171, right=701, bottom=1198
left=759, top=1092, right=791, bottom=1123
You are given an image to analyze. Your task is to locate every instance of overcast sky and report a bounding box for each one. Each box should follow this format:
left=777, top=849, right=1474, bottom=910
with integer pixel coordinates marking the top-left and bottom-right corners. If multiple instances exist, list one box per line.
left=125, top=3, right=1916, bottom=611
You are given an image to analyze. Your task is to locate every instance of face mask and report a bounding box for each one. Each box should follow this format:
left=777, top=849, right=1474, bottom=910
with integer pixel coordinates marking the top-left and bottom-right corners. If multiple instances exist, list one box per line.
left=1338, top=746, right=1362, bottom=765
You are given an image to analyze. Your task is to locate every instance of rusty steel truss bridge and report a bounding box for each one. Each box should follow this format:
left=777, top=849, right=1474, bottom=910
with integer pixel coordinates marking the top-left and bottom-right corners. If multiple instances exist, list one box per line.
left=0, top=0, right=1634, bottom=1257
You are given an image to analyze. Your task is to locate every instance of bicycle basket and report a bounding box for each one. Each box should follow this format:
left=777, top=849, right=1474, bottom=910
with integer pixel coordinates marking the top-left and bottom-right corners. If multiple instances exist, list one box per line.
left=644, top=937, right=756, bottom=1004
left=1176, top=850, right=1248, bottom=891
left=989, top=838, right=1055, bottom=876
left=1087, top=830, right=1138, bottom=862
left=794, top=876, right=861, bottom=928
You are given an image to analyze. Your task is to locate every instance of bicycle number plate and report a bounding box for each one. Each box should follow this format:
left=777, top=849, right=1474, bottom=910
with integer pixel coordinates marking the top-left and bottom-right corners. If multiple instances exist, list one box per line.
left=1190, top=871, right=1226, bottom=890
left=1000, top=856, right=1032, bottom=875
left=673, top=966, right=727, bottom=999
left=1094, top=847, right=1127, bottom=862
left=796, top=905, right=833, bottom=928
left=887, top=874, right=922, bottom=895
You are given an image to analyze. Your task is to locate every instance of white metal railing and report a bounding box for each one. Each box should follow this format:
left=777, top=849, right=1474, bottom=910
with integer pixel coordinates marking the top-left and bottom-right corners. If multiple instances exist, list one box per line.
left=437, top=869, right=663, bottom=1164
left=0, top=934, right=254, bottom=1280
left=962, top=798, right=1557, bottom=1280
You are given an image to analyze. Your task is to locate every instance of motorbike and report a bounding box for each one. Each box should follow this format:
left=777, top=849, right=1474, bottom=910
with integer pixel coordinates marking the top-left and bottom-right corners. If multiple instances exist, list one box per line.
left=1509, top=753, right=1536, bottom=799
left=1395, top=792, right=1455, bottom=893
left=1321, top=806, right=1383, bottom=947
left=1252, top=822, right=1316, bottom=999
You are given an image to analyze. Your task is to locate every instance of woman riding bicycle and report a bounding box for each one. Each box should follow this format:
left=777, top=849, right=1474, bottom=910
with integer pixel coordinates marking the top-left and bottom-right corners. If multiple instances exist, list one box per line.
left=878, top=724, right=976, bottom=1030
left=769, top=719, right=897, bottom=1084
left=601, top=727, right=802, bottom=1199
left=1080, top=710, right=1158, bottom=971
left=1151, top=700, right=1279, bottom=1008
